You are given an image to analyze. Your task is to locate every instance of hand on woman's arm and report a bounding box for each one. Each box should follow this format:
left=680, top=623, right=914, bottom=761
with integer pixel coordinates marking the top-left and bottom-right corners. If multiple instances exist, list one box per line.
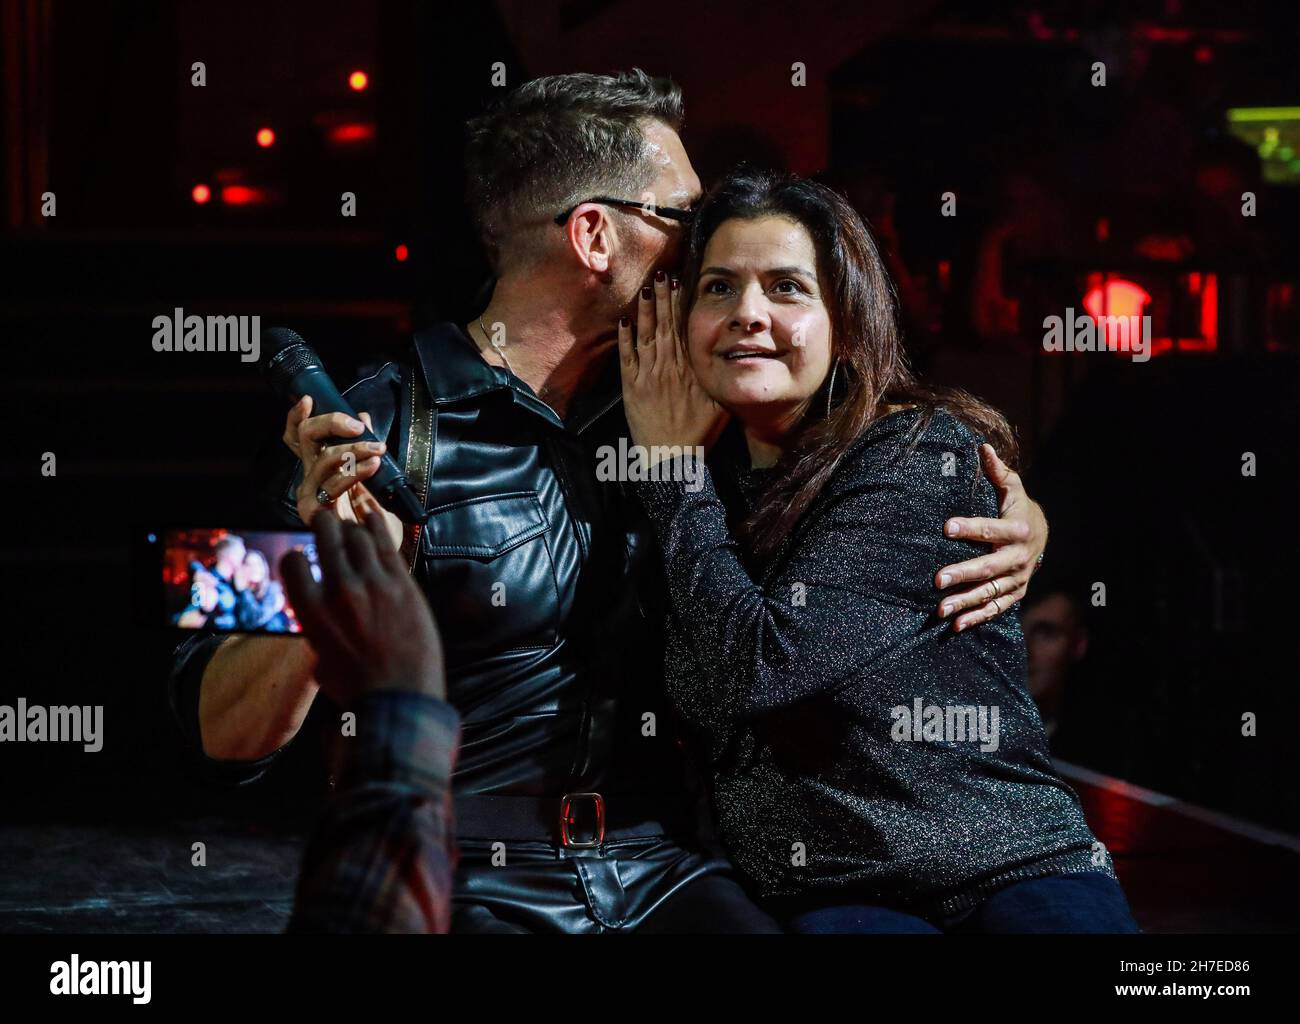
left=933, top=444, right=1047, bottom=631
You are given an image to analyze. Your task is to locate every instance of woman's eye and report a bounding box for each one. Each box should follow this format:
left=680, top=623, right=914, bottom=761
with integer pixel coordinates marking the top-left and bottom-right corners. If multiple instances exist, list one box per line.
left=702, top=279, right=731, bottom=295
left=772, top=279, right=803, bottom=295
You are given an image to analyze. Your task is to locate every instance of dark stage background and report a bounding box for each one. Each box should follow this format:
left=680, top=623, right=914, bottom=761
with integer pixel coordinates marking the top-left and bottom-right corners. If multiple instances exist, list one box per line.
left=3, top=0, right=1299, bottom=930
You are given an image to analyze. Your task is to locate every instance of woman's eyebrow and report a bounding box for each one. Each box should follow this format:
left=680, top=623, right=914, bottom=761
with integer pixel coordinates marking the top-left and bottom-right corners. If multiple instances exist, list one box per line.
left=699, top=265, right=816, bottom=278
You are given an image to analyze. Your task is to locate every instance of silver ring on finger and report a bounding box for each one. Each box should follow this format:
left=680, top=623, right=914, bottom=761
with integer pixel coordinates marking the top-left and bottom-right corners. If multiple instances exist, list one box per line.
left=316, top=487, right=334, bottom=507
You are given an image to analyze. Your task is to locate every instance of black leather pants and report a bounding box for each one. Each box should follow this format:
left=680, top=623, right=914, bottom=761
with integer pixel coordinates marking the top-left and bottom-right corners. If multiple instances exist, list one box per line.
left=451, top=837, right=782, bottom=934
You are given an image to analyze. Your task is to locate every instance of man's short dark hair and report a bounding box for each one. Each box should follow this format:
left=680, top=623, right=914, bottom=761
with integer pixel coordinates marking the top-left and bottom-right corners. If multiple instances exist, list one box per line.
left=1023, top=581, right=1087, bottom=624
left=465, top=69, right=684, bottom=271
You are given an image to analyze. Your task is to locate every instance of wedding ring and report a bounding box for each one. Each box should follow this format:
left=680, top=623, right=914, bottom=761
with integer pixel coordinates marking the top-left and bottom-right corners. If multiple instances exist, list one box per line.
left=316, top=487, right=334, bottom=506
left=989, top=578, right=1001, bottom=597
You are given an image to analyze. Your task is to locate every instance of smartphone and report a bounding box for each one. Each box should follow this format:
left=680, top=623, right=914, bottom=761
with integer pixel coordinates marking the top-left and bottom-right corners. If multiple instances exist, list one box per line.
left=138, top=528, right=318, bottom=636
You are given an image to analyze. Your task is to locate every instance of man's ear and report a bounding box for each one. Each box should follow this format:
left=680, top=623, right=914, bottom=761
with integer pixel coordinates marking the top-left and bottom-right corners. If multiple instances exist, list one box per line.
left=565, top=205, right=614, bottom=273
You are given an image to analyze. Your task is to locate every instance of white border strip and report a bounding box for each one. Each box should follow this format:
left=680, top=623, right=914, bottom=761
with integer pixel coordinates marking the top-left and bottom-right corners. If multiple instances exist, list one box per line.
left=1055, top=759, right=1300, bottom=856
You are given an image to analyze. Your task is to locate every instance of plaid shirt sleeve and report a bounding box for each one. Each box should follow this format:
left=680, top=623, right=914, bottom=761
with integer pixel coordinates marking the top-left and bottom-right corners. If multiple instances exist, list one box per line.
left=287, top=690, right=460, bottom=934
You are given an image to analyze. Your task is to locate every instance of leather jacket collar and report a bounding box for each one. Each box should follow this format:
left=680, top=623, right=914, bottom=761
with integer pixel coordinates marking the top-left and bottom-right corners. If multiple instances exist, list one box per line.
left=415, top=322, right=622, bottom=435
left=416, top=323, right=510, bottom=405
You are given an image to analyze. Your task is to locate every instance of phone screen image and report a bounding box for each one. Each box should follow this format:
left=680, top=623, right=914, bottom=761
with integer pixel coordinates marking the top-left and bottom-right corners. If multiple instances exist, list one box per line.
left=152, top=528, right=318, bottom=635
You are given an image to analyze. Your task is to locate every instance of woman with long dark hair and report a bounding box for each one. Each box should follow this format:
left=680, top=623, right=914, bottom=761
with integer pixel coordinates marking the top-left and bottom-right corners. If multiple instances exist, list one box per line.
left=234, top=550, right=291, bottom=633
left=617, top=167, right=1138, bottom=933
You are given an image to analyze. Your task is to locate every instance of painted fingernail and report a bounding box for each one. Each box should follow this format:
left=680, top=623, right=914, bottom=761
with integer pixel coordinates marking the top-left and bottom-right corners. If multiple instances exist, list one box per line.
left=946, top=521, right=960, bottom=536
left=939, top=573, right=951, bottom=587
left=619, top=315, right=631, bottom=327
left=641, top=286, right=652, bottom=300
left=670, top=277, right=680, bottom=290
left=655, top=270, right=666, bottom=283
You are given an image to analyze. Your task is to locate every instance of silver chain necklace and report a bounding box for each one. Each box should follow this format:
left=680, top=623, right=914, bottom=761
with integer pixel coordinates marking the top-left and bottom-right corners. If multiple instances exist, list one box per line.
left=477, top=314, right=516, bottom=376
left=475, top=314, right=561, bottom=407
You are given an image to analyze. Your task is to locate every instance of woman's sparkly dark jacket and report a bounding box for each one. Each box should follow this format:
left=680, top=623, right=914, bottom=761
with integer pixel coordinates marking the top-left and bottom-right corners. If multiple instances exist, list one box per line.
left=632, top=407, right=1113, bottom=917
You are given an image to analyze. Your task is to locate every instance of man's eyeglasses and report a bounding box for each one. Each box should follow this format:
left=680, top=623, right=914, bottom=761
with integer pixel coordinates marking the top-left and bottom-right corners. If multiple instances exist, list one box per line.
left=554, top=196, right=695, bottom=226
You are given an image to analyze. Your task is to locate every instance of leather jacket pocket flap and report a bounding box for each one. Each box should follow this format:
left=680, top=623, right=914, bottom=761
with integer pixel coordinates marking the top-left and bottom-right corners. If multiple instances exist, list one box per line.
left=422, top=491, right=549, bottom=560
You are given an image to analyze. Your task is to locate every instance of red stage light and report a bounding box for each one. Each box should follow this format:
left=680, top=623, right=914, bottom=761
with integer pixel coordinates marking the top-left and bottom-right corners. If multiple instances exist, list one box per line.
left=221, top=185, right=264, bottom=206
left=256, top=127, right=275, bottom=148
left=327, top=122, right=376, bottom=144
left=191, top=184, right=211, bottom=205
left=394, top=244, right=409, bottom=262
left=1082, top=277, right=1151, bottom=352
left=1191, top=272, right=1219, bottom=351
left=349, top=70, right=369, bottom=91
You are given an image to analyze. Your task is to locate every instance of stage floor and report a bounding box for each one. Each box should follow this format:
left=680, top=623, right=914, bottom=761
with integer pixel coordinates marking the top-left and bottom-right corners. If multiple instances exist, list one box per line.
left=1, top=764, right=1296, bottom=933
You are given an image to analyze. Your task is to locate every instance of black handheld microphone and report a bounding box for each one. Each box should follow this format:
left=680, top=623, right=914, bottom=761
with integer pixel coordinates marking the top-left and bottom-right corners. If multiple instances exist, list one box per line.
left=262, top=327, right=427, bottom=525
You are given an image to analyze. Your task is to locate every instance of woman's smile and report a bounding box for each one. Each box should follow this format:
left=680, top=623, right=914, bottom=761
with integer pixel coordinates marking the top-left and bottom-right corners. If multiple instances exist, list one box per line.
left=718, top=343, right=786, bottom=364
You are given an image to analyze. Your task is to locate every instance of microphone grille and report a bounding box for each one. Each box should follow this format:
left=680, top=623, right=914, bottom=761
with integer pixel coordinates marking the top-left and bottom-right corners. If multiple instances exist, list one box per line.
left=264, top=326, right=307, bottom=358
left=262, top=327, right=320, bottom=388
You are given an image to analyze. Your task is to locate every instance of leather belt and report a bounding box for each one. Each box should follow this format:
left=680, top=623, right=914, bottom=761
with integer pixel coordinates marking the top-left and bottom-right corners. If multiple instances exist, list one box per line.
left=455, top=793, right=694, bottom=848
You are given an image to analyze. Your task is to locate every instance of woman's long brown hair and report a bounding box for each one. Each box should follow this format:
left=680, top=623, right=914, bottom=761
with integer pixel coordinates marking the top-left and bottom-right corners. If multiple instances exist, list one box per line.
left=682, top=167, right=1019, bottom=561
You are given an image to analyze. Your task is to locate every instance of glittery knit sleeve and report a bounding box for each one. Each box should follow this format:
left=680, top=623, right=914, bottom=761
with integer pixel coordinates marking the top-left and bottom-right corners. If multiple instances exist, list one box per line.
left=632, top=410, right=984, bottom=724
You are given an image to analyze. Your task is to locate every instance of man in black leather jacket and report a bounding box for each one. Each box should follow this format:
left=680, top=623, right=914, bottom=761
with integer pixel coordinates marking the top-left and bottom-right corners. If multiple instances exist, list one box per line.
left=169, top=70, right=1049, bottom=933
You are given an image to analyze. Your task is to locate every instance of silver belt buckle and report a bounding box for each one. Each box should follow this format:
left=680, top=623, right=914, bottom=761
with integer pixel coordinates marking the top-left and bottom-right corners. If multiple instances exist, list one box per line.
left=559, top=792, right=605, bottom=849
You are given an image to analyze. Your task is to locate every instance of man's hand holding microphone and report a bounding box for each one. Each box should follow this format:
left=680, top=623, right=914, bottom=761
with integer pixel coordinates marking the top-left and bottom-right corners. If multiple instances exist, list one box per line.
left=283, top=395, right=405, bottom=552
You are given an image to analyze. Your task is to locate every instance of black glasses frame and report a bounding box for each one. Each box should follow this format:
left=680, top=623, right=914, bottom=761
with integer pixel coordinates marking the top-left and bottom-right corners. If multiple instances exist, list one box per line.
left=554, top=196, right=694, bottom=226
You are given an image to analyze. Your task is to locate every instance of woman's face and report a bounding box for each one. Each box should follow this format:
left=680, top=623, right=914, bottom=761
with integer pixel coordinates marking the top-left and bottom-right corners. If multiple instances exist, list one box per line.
left=242, top=553, right=268, bottom=585
left=687, top=215, right=833, bottom=430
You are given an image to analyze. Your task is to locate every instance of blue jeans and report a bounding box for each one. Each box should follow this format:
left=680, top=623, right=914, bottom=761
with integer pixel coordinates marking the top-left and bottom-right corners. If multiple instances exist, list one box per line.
left=784, top=872, right=1141, bottom=934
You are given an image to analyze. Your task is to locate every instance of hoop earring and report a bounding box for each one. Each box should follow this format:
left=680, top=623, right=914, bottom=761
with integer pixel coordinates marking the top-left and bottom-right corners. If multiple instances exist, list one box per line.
left=826, top=358, right=841, bottom=417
